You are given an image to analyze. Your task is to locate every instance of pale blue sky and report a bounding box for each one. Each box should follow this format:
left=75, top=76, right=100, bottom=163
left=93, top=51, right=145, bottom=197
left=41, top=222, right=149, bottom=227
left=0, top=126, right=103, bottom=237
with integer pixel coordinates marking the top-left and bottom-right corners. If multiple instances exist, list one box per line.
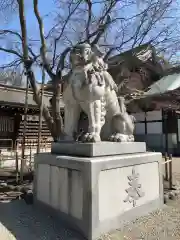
left=1, top=0, right=56, bottom=81
left=2, top=0, right=55, bottom=36
left=0, top=0, right=100, bottom=81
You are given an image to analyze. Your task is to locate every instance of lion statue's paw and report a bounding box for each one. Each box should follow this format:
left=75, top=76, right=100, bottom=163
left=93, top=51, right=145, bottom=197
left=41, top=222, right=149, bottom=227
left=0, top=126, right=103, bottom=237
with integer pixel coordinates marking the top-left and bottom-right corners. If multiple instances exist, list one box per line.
left=128, top=135, right=134, bottom=142
left=108, top=133, right=129, bottom=142
left=82, top=133, right=101, bottom=142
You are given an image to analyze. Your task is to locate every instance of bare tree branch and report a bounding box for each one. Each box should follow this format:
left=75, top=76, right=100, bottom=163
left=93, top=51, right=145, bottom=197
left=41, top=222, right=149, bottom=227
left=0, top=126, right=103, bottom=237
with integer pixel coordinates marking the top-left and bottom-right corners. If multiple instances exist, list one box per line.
left=0, top=29, right=22, bottom=39
left=91, top=1, right=117, bottom=45
left=33, top=0, right=55, bottom=79
left=51, top=0, right=81, bottom=69
left=56, top=47, right=71, bottom=75
left=85, top=0, right=92, bottom=41
left=17, top=0, right=28, bottom=62
left=0, top=47, right=22, bottom=58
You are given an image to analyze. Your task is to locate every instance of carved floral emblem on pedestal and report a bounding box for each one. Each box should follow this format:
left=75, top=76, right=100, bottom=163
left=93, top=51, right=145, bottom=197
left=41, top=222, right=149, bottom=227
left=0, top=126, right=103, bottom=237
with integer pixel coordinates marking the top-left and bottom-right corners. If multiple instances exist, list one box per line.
left=124, top=167, right=145, bottom=207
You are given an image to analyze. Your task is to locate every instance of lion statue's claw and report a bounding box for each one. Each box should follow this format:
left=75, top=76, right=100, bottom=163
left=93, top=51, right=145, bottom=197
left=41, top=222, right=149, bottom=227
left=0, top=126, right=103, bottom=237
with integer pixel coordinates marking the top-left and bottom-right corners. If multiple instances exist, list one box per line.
left=108, top=133, right=135, bottom=142
left=109, top=133, right=129, bottom=142
left=82, top=133, right=101, bottom=143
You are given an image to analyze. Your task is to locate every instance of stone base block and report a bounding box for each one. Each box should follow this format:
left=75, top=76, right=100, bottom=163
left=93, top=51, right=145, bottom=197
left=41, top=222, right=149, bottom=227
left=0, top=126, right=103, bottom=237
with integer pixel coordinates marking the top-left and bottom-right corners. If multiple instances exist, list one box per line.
left=34, top=151, right=163, bottom=240
left=51, top=141, right=146, bottom=157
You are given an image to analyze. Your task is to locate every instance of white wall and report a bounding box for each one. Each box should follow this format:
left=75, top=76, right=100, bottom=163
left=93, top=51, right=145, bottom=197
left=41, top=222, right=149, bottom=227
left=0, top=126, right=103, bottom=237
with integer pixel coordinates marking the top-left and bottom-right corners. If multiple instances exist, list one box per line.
left=146, top=111, right=162, bottom=121
left=134, top=110, right=179, bottom=152
left=134, top=123, right=145, bottom=134
left=147, top=122, right=162, bottom=134
left=133, top=112, right=145, bottom=121
left=134, top=110, right=163, bottom=135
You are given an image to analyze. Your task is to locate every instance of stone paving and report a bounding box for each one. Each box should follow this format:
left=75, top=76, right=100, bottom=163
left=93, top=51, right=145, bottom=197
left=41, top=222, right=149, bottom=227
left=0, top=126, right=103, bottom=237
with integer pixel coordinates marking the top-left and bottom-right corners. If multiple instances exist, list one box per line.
left=1, top=157, right=180, bottom=240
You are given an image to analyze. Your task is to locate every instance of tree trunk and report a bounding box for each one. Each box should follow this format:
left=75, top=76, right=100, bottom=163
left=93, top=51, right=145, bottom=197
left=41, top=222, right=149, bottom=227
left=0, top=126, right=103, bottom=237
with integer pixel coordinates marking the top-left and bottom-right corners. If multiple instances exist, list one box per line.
left=18, top=0, right=29, bottom=183
left=51, top=77, right=63, bottom=140
left=28, top=70, right=56, bottom=138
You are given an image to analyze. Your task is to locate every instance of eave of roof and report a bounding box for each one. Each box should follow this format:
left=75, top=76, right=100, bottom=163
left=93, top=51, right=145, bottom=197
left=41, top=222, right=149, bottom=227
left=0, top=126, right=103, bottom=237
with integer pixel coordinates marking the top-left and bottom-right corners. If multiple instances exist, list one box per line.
left=144, top=73, right=180, bottom=96
left=0, top=84, right=64, bottom=109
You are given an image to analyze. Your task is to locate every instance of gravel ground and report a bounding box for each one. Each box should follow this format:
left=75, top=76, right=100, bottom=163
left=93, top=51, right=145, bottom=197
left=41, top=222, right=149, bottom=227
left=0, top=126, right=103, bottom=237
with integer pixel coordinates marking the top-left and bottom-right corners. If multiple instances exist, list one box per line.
left=104, top=203, right=180, bottom=240
left=1, top=199, right=180, bottom=240
left=1, top=157, right=180, bottom=240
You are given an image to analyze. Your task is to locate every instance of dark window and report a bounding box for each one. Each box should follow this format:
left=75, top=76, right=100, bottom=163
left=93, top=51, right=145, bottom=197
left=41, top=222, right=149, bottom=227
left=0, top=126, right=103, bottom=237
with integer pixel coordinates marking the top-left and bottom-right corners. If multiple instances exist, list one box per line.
left=162, top=111, right=177, bottom=133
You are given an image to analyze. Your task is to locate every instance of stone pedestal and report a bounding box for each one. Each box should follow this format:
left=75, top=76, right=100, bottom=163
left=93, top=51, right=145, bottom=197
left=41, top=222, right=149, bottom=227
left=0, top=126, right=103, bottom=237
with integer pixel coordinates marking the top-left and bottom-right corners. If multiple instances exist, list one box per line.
left=34, top=142, right=163, bottom=240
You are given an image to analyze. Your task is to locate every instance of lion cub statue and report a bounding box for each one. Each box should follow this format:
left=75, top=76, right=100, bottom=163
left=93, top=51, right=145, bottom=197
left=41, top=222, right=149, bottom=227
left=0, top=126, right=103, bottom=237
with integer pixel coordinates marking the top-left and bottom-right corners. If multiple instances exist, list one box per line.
left=62, top=43, right=135, bottom=142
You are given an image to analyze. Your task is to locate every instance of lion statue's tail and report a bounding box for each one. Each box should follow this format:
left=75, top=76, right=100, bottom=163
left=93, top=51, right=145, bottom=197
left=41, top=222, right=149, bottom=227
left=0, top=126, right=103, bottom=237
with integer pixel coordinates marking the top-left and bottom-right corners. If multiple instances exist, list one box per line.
left=124, top=114, right=135, bottom=135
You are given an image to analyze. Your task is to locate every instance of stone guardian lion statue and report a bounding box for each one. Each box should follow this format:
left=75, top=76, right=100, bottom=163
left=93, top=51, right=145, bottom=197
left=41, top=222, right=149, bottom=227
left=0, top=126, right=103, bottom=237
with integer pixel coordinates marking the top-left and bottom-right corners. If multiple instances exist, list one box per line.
left=62, top=43, right=135, bottom=142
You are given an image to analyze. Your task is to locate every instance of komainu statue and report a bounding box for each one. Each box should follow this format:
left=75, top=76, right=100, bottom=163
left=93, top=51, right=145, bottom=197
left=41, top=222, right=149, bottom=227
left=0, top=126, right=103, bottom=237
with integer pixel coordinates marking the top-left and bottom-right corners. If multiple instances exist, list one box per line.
left=62, top=43, right=135, bottom=142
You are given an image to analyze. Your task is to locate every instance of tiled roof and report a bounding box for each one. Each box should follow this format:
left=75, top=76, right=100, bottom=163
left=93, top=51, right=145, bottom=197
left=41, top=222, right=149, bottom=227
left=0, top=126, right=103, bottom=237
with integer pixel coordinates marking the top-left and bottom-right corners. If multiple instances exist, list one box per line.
left=0, top=85, right=64, bottom=109
left=145, top=73, right=180, bottom=96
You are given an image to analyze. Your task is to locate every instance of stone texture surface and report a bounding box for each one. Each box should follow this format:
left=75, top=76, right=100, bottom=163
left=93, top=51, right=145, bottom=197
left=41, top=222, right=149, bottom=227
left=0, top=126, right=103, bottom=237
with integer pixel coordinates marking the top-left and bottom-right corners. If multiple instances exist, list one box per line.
left=36, top=164, right=83, bottom=219
left=98, top=162, right=160, bottom=221
left=51, top=141, right=146, bottom=157
left=50, top=166, right=60, bottom=209
left=58, top=168, right=69, bottom=214
left=36, top=164, right=50, bottom=205
left=2, top=157, right=180, bottom=240
left=34, top=150, right=163, bottom=240
left=62, top=44, right=135, bottom=143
